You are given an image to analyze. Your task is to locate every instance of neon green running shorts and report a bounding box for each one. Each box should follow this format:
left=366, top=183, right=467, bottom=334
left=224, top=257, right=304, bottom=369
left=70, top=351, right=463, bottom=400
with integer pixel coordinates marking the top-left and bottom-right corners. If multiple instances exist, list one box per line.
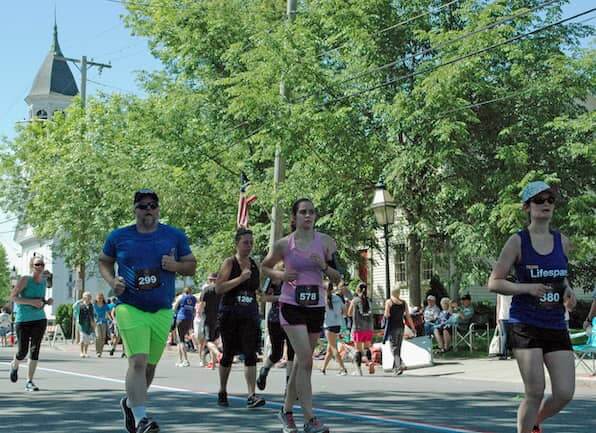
left=115, top=304, right=172, bottom=364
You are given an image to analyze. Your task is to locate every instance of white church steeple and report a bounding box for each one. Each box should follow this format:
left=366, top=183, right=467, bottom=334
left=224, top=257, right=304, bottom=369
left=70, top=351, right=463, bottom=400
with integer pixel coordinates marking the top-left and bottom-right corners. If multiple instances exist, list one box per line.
left=24, top=19, right=78, bottom=120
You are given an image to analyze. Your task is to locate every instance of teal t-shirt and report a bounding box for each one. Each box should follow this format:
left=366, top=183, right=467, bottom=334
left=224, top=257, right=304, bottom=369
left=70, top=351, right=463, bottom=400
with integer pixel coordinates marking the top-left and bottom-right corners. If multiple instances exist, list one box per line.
left=14, top=277, right=47, bottom=323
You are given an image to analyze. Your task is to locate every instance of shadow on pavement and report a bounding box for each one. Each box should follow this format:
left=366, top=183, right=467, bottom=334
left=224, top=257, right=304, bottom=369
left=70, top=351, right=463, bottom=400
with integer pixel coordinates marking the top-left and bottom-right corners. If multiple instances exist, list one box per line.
left=0, top=386, right=594, bottom=433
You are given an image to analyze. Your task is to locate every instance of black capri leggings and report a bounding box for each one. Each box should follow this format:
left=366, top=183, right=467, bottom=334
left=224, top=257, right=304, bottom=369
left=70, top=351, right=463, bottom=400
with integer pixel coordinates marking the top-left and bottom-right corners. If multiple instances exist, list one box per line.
left=219, top=313, right=259, bottom=368
left=16, top=319, right=47, bottom=361
left=268, top=320, right=295, bottom=363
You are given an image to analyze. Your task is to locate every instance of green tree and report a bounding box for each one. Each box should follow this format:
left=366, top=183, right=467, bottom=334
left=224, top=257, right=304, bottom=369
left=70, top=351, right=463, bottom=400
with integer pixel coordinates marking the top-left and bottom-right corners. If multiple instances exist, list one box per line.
left=0, top=244, right=10, bottom=305
left=0, top=0, right=593, bottom=309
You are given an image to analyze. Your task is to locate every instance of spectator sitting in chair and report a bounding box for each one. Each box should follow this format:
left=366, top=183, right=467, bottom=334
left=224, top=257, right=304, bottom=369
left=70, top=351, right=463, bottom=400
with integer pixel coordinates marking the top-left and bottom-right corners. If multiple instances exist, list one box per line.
left=433, top=297, right=453, bottom=353
left=583, top=289, right=596, bottom=336
left=423, top=295, right=440, bottom=336
left=457, top=294, right=475, bottom=327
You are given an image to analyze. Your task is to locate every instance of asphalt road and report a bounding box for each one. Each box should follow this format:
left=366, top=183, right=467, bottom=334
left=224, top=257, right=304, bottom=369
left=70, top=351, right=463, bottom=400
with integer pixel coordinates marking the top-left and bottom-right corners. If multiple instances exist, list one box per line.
left=1, top=346, right=594, bottom=433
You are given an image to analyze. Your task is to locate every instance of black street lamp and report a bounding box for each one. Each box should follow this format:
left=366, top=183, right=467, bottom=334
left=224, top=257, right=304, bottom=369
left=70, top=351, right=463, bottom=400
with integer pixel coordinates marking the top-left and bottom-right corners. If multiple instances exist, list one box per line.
left=371, top=178, right=396, bottom=300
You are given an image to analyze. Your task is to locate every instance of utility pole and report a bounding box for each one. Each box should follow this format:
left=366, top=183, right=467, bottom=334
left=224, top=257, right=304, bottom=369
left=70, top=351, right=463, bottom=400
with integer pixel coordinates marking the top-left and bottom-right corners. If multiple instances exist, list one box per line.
left=55, top=53, right=111, bottom=343
left=56, top=55, right=111, bottom=108
left=269, top=0, right=297, bottom=250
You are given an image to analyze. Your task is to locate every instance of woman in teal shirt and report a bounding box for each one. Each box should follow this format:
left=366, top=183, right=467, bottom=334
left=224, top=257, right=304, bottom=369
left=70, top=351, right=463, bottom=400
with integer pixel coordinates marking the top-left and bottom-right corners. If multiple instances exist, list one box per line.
left=9, top=256, right=53, bottom=391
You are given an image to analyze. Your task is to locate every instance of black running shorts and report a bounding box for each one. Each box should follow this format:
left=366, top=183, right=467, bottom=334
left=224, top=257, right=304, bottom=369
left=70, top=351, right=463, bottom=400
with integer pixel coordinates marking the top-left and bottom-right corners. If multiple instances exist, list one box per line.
left=176, top=319, right=193, bottom=342
left=280, top=303, right=325, bottom=334
left=203, top=320, right=220, bottom=342
left=510, top=323, right=572, bottom=354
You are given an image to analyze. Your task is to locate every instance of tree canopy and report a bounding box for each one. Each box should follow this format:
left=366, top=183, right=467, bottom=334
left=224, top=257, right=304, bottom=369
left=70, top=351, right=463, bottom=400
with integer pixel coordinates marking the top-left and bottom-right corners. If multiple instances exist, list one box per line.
left=0, top=0, right=593, bottom=302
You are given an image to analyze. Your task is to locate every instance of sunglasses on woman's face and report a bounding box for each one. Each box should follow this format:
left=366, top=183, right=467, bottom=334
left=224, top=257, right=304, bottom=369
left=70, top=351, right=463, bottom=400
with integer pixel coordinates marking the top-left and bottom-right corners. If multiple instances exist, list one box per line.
left=34, top=263, right=45, bottom=267
left=531, top=196, right=555, bottom=205
left=136, top=202, right=158, bottom=210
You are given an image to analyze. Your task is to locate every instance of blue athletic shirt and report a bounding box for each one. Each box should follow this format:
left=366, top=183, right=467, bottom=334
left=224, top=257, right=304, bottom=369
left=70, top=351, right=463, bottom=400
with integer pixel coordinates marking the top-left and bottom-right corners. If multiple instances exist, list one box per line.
left=94, top=303, right=111, bottom=325
left=176, top=293, right=197, bottom=321
left=510, top=229, right=568, bottom=330
left=102, top=223, right=192, bottom=313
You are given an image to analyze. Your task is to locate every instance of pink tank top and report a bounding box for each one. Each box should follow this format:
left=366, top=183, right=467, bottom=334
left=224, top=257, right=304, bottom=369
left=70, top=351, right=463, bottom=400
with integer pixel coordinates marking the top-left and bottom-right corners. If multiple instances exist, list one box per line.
left=280, top=231, right=326, bottom=307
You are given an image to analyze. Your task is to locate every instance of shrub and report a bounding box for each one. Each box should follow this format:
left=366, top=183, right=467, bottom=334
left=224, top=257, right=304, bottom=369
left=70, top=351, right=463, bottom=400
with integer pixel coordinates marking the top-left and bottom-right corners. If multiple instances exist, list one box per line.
left=55, top=303, right=73, bottom=339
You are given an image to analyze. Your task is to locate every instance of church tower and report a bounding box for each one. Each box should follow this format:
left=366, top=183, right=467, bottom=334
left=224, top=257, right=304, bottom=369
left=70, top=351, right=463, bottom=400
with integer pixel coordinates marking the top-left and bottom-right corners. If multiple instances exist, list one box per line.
left=24, top=21, right=78, bottom=120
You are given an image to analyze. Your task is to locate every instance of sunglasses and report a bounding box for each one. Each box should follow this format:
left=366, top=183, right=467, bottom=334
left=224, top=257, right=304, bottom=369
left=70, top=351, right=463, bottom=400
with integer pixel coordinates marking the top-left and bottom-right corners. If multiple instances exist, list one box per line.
left=531, top=196, right=555, bottom=205
left=136, top=202, right=159, bottom=210
left=34, top=263, right=45, bottom=267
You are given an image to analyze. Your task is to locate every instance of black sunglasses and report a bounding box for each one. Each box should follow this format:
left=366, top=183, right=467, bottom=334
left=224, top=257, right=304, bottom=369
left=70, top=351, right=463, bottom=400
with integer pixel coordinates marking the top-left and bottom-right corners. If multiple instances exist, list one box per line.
left=531, top=196, right=555, bottom=205
left=34, top=263, right=45, bottom=267
left=136, top=202, right=159, bottom=210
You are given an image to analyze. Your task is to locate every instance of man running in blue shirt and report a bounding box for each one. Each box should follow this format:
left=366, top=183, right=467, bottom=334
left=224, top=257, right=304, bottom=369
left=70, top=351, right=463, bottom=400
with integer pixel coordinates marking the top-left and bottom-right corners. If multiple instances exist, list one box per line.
left=99, top=189, right=196, bottom=433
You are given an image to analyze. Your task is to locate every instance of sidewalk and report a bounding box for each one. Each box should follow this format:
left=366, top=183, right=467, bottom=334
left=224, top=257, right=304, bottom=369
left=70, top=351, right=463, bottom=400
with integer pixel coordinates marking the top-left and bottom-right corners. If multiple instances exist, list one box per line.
left=374, top=356, right=596, bottom=389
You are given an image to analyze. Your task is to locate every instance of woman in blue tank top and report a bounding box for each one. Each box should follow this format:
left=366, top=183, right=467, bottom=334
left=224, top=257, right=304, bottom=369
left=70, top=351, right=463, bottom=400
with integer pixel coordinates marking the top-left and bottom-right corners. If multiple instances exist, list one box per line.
left=488, top=181, right=576, bottom=433
left=9, top=256, right=53, bottom=392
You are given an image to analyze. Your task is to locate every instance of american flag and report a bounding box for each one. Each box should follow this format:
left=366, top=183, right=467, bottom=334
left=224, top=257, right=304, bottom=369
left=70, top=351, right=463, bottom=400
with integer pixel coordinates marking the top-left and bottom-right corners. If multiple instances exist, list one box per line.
left=237, top=172, right=257, bottom=228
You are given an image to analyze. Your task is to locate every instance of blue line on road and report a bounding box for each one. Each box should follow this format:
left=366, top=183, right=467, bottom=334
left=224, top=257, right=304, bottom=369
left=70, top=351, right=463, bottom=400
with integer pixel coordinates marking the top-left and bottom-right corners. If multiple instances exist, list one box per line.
left=2, top=363, right=489, bottom=433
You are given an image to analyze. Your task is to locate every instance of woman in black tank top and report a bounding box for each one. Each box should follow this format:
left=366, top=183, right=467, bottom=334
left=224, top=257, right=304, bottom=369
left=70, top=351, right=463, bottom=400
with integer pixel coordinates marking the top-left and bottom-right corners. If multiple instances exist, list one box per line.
left=214, top=228, right=265, bottom=409
left=383, top=289, right=416, bottom=376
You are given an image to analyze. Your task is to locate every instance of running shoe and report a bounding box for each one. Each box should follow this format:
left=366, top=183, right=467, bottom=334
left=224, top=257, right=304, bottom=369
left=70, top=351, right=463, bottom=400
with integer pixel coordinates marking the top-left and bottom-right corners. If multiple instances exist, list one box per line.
left=277, top=409, right=298, bottom=433
left=352, top=366, right=363, bottom=376
left=136, top=417, right=160, bottom=433
left=25, top=381, right=39, bottom=392
left=368, top=362, right=375, bottom=374
left=120, top=396, right=136, bottom=433
left=182, top=360, right=190, bottom=367
left=9, top=363, right=18, bottom=383
left=206, top=361, right=215, bottom=369
left=109, top=347, right=115, bottom=356
left=319, top=368, right=326, bottom=375
left=338, top=369, right=347, bottom=376
left=256, top=366, right=268, bottom=391
left=217, top=391, right=229, bottom=407
left=531, top=426, right=542, bottom=433
left=303, top=417, right=329, bottom=433
left=247, top=393, right=266, bottom=409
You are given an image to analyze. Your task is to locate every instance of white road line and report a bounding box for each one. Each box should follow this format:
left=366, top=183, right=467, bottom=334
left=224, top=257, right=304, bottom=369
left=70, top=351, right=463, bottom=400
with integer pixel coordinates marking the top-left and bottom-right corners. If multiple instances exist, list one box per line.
left=1, top=362, right=487, bottom=433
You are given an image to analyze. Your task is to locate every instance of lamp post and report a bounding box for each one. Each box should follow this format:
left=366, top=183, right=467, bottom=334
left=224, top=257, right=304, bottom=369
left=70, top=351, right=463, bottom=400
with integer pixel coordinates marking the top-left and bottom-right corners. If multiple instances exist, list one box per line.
left=371, top=178, right=396, bottom=300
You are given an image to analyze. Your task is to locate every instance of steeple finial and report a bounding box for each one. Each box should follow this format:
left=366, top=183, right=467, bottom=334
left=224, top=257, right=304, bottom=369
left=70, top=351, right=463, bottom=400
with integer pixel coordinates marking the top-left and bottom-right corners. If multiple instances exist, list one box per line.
left=51, top=7, right=63, bottom=55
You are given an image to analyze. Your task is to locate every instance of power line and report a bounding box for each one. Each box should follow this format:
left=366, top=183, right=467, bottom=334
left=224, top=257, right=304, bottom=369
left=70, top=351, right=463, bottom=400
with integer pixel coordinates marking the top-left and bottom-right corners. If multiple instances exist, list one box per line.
left=336, top=0, right=560, bottom=86
left=325, top=7, right=595, bottom=106
left=319, top=0, right=462, bottom=58
left=435, top=88, right=534, bottom=119
left=87, top=79, right=136, bottom=94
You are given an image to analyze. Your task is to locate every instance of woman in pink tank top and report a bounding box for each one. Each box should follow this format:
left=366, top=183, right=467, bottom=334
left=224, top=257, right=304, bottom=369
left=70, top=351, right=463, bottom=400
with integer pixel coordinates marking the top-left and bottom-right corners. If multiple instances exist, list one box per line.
left=262, top=198, right=340, bottom=433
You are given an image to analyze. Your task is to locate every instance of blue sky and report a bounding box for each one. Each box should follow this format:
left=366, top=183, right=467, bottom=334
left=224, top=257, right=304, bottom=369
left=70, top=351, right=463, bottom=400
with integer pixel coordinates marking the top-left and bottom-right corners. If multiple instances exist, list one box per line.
left=0, top=0, right=162, bottom=141
left=0, top=0, right=592, bottom=266
left=0, top=0, right=162, bottom=263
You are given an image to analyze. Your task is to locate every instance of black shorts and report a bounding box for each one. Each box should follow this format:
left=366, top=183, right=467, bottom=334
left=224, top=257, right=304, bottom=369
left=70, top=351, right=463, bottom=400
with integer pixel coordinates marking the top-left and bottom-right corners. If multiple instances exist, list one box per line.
left=218, top=312, right=259, bottom=356
left=510, top=323, right=572, bottom=354
left=280, top=303, right=325, bottom=334
left=176, top=319, right=193, bottom=341
left=203, top=320, right=220, bottom=342
left=325, top=326, right=341, bottom=334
